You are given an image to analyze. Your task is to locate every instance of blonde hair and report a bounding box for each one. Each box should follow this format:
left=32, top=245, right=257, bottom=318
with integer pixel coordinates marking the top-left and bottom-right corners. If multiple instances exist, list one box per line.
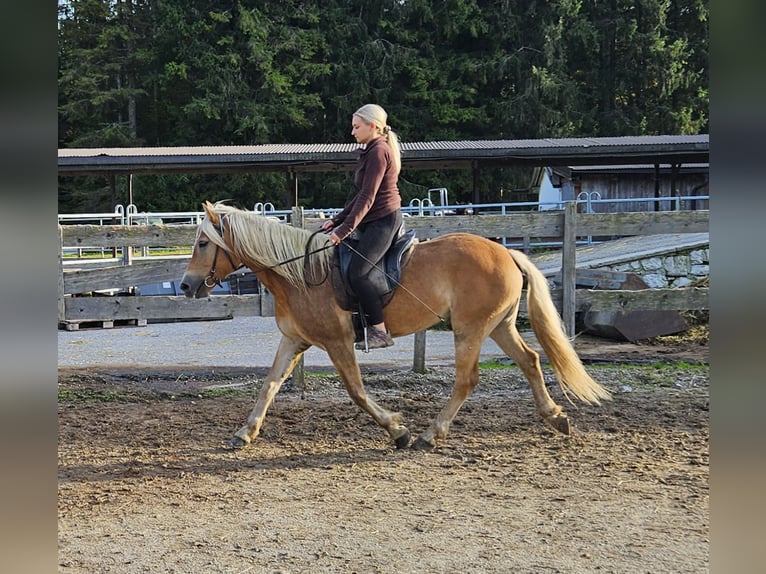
left=353, top=103, right=401, bottom=173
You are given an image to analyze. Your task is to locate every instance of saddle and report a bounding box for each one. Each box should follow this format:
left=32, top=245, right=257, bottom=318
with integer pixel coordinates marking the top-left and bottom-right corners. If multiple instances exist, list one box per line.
left=331, top=227, right=418, bottom=342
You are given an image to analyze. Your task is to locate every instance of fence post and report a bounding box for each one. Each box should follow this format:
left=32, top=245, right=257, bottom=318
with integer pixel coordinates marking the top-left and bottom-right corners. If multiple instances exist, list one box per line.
left=561, top=201, right=577, bottom=337
left=413, top=330, right=427, bottom=373
left=58, top=225, right=66, bottom=325
left=291, top=206, right=305, bottom=390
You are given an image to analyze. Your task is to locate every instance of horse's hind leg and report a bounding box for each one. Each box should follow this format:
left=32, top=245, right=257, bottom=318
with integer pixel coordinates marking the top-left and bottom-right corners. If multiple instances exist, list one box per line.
left=328, top=345, right=411, bottom=449
left=229, top=335, right=310, bottom=449
left=411, top=335, right=482, bottom=450
left=490, top=315, right=570, bottom=435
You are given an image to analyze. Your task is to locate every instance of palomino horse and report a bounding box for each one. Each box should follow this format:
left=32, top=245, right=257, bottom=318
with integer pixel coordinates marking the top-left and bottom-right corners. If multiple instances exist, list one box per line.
left=180, top=201, right=611, bottom=450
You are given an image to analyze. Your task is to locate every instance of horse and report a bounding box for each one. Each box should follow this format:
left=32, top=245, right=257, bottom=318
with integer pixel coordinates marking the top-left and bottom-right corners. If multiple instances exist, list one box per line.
left=180, top=201, right=611, bottom=450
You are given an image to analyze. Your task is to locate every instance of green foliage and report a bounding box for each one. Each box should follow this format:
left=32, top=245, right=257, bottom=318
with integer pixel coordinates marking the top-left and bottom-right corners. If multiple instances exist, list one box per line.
left=478, top=359, right=518, bottom=370
left=58, top=0, right=708, bottom=213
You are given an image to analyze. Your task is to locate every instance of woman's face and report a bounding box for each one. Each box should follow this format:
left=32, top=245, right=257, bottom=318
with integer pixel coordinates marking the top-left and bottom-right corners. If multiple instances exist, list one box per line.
left=351, top=115, right=377, bottom=144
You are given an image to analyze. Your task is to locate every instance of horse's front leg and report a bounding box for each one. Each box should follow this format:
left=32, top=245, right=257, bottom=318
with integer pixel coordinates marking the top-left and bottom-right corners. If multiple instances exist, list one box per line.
left=229, top=334, right=310, bottom=449
left=412, top=335, right=483, bottom=450
left=328, top=345, right=411, bottom=449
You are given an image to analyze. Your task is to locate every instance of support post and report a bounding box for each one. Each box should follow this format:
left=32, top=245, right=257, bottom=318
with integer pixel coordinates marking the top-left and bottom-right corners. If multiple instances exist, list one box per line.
left=413, top=330, right=427, bottom=373
left=291, top=206, right=305, bottom=390
left=58, top=225, right=66, bottom=326
left=561, top=201, right=577, bottom=337
left=653, top=163, right=661, bottom=211
left=123, top=175, right=134, bottom=266
left=472, top=161, right=480, bottom=204
left=110, top=174, right=118, bottom=257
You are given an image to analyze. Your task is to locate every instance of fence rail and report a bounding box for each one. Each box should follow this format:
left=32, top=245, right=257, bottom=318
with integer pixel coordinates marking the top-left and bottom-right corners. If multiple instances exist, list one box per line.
left=59, top=205, right=709, bottom=332
left=59, top=205, right=709, bottom=374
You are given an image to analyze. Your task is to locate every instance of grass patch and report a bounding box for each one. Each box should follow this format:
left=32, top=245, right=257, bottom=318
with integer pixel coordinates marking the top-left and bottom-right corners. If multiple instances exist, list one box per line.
left=198, top=387, right=247, bottom=399
left=58, top=387, right=138, bottom=403
left=145, top=247, right=192, bottom=256
left=586, top=361, right=707, bottom=371
left=648, top=361, right=707, bottom=371
left=63, top=246, right=191, bottom=259
left=479, top=359, right=518, bottom=370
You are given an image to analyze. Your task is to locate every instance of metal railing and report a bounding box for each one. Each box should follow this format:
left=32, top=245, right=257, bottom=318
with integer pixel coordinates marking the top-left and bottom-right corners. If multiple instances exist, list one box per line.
left=59, top=194, right=709, bottom=258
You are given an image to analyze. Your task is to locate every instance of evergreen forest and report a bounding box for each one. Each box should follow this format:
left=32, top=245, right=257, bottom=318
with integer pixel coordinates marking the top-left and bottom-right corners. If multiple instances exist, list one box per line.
left=58, top=0, right=709, bottom=213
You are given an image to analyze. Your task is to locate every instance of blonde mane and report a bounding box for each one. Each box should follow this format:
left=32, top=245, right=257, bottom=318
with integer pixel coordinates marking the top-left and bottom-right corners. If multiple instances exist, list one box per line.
left=199, top=202, right=334, bottom=289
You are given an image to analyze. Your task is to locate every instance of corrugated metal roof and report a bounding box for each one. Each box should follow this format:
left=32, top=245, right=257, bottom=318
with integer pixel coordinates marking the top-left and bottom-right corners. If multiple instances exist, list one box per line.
left=58, top=142, right=361, bottom=157
left=58, top=134, right=709, bottom=175
left=570, top=162, right=709, bottom=173
left=405, top=135, right=706, bottom=150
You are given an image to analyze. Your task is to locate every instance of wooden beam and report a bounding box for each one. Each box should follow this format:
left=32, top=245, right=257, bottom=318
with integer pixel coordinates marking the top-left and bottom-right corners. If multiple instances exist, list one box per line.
left=58, top=226, right=66, bottom=323
left=561, top=202, right=577, bottom=336
left=63, top=295, right=264, bottom=323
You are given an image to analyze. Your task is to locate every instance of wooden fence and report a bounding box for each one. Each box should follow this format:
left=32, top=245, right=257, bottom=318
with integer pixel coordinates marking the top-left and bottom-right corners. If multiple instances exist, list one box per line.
left=59, top=204, right=709, bottom=340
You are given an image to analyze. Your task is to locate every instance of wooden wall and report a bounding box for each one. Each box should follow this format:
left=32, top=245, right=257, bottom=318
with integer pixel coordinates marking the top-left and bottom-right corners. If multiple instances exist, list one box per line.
left=574, top=171, right=709, bottom=213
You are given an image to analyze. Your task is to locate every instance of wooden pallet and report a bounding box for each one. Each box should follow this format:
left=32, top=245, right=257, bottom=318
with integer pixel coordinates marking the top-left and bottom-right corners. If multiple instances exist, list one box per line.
left=59, top=318, right=148, bottom=331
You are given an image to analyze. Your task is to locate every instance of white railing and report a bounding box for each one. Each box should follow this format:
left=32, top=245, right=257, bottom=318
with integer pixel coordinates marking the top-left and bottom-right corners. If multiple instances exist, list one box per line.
left=60, top=194, right=709, bottom=257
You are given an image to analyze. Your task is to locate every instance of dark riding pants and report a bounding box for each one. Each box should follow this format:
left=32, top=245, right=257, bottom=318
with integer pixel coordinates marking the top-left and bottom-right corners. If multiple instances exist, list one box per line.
left=348, top=210, right=403, bottom=326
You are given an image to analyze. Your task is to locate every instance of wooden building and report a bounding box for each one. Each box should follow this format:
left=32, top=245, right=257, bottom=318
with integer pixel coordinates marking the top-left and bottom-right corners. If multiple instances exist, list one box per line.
left=538, top=163, right=709, bottom=213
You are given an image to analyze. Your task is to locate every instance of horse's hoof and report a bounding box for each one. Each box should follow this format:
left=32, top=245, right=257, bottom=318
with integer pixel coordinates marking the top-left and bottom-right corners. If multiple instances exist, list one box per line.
left=411, top=436, right=435, bottom=450
left=393, top=429, right=411, bottom=450
left=545, top=413, right=571, bottom=435
left=227, top=436, right=249, bottom=449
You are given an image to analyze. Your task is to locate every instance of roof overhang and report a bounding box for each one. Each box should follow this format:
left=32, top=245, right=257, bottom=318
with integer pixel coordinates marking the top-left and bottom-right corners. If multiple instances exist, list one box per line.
left=58, top=134, right=709, bottom=176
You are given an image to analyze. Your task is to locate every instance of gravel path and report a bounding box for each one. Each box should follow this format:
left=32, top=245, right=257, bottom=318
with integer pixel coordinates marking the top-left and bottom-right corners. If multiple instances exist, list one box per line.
left=58, top=316, right=505, bottom=370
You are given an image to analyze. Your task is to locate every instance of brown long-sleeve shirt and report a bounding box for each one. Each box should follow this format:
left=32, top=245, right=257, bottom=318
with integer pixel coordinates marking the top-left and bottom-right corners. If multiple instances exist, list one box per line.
left=331, top=136, right=401, bottom=241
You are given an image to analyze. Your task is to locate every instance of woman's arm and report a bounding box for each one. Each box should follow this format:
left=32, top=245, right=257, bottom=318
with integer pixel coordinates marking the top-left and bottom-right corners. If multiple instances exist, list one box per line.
left=332, top=145, right=388, bottom=241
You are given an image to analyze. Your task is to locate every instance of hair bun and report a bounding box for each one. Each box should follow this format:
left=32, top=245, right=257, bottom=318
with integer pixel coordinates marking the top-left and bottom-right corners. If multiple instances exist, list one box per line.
left=382, top=126, right=391, bottom=134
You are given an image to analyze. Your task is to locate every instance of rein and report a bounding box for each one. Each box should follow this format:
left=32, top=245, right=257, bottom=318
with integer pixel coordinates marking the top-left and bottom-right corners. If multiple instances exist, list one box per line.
left=304, top=228, right=334, bottom=286
left=251, top=228, right=334, bottom=277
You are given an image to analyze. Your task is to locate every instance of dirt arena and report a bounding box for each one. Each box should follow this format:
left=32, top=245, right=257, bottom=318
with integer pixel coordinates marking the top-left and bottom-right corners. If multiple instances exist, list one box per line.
left=58, top=335, right=708, bottom=573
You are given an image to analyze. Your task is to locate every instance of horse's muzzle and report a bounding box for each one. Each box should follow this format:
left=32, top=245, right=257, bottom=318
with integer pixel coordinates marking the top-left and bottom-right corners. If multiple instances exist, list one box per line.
left=179, top=280, right=194, bottom=297
left=179, top=276, right=207, bottom=298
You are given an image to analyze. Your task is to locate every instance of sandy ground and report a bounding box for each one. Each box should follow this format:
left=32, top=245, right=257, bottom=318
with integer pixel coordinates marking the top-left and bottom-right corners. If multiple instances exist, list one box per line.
left=58, top=324, right=708, bottom=573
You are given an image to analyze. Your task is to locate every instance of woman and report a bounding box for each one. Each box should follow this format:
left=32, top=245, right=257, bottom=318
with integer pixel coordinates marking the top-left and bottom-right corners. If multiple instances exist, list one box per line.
left=322, top=104, right=403, bottom=350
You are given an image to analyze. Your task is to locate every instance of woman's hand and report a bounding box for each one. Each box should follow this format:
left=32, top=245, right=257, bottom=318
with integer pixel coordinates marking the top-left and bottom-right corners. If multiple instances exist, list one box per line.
left=322, top=220, right=341, bottom=244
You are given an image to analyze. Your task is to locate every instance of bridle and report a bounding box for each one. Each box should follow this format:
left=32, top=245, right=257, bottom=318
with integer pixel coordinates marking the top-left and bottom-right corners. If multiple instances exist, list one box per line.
left=203, top=217, right=241, bottom=288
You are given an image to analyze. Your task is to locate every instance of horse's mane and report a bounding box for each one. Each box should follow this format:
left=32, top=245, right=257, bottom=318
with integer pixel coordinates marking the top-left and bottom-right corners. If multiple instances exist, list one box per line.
left=199, top=202, right=334, bottom=289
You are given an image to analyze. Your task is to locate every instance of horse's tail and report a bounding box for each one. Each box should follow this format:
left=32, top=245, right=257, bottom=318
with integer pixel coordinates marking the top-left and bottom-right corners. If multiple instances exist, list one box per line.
left=509, top=250, right=612, bottom=405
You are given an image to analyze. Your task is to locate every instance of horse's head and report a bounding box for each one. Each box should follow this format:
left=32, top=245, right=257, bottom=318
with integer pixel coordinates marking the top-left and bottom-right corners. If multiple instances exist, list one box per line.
left=180, top=201, right=243, bottom=298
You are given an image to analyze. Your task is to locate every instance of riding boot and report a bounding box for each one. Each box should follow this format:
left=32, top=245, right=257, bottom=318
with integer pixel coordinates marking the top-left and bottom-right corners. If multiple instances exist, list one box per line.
left=355, top=327, right=394, bottom=350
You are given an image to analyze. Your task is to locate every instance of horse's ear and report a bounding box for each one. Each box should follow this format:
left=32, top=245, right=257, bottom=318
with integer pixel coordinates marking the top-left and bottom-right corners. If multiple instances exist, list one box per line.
left=202, top=201, right=219, bottom=225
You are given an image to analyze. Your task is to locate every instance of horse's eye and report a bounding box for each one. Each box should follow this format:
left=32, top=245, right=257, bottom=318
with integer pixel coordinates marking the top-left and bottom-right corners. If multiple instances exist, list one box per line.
left=198, top=239, right=209, bottom=248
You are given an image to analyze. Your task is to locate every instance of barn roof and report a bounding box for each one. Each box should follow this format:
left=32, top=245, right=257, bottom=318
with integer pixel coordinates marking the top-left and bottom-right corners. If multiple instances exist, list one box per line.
left=569, top=163, right=709, bottom=174
left=58, top=134, right=709, bottom=175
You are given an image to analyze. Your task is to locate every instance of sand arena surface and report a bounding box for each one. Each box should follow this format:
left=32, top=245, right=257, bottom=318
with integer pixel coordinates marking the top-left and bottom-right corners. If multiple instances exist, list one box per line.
left=59, top=353, right=708, bottom=573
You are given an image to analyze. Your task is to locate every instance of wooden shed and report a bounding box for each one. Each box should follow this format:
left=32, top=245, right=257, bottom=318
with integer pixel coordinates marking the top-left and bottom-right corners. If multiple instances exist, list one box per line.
left=537, top=163, right=709, bottom=213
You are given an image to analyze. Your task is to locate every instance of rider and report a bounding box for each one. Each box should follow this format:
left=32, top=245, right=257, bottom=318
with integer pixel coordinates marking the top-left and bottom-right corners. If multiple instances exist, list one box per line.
left=322, top=103, right=403, bottom=350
